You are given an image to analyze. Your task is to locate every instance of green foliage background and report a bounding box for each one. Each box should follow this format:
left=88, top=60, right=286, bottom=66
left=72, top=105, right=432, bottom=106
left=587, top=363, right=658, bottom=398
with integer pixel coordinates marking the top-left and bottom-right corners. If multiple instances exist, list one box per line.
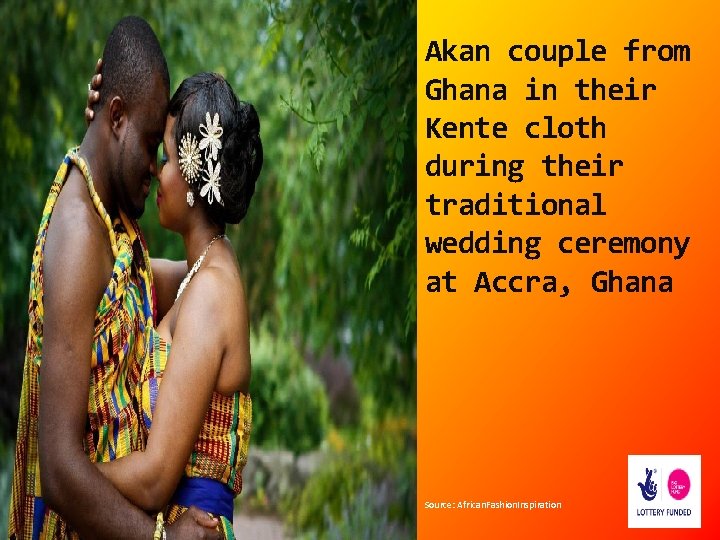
left=0, top=0, right=416, bottom=535
left=251, top=324, right=330, bottom=455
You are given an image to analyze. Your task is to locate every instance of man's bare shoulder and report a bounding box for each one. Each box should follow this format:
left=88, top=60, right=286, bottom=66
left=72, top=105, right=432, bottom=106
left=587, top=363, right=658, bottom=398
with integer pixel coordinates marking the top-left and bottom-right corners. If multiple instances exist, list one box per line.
left=51, top=167, right=108, bottom=238
left=44, top=166, right=113, bottom=305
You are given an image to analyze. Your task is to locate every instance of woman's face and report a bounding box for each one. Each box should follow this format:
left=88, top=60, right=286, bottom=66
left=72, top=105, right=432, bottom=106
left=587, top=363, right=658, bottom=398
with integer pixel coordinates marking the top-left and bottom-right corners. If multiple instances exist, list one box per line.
left=157, top=115, right=191, bottom=232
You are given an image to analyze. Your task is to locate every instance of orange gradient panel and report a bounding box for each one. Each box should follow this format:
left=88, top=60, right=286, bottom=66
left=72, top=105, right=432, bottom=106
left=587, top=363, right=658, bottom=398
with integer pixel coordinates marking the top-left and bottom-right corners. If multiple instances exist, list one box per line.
left=418, top=2, right=720, bottom=539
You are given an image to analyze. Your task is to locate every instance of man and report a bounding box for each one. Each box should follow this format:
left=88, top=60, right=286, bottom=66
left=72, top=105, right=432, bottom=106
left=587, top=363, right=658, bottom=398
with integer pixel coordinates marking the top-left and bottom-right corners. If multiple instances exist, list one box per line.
left=8, top=16, right=219, bottom=539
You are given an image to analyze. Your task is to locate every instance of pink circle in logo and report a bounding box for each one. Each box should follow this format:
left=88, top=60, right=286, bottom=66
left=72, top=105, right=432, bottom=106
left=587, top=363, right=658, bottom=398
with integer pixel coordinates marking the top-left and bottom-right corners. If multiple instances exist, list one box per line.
left=668, top=469, right=690, bottom=500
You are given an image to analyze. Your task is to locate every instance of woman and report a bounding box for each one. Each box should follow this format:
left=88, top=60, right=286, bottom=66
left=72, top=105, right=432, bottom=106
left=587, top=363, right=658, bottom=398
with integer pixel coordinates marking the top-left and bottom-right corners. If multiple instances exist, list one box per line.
left=88, top=71, right=263, bottom=538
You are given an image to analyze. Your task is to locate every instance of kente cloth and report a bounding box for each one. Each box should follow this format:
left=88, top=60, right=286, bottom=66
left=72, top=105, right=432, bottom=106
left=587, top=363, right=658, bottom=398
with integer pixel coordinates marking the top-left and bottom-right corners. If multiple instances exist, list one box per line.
left=8, top=148, right=156, bottom=539
left=138, top=327, right=252, bottom=538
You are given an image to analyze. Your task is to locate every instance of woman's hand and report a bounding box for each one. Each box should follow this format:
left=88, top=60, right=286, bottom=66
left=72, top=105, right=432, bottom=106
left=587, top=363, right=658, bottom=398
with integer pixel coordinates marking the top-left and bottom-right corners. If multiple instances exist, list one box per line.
left=165, top=507, right=221, bottom=539
left=85, top=58, right=103, bottom=125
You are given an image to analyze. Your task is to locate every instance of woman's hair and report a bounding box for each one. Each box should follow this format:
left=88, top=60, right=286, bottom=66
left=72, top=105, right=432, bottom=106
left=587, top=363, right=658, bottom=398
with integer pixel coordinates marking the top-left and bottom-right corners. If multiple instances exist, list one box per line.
left=168, top=72, right=263, bottom=225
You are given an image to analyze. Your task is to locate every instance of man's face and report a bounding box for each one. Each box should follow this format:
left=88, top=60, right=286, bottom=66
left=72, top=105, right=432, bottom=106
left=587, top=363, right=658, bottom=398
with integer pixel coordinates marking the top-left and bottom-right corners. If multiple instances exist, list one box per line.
left=115, top=73, right=168, bottom=219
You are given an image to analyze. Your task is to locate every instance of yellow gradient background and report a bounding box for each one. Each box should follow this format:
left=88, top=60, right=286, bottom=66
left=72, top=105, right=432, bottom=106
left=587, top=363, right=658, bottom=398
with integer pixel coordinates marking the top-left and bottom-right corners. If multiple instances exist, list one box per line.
left=418, top=2, right=720, bottom=538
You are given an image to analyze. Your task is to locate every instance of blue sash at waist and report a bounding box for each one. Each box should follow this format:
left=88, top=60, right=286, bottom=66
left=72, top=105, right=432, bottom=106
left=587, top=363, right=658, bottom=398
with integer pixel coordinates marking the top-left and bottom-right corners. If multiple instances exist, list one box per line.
left=32, top=497, right=46, bottom=540
left=171, top=477, right=234, bottom=521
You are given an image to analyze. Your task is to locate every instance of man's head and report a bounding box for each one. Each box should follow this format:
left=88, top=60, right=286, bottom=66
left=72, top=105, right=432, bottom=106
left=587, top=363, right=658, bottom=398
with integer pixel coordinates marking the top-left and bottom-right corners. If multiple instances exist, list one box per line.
left=96, top=16, right=169, bottom=219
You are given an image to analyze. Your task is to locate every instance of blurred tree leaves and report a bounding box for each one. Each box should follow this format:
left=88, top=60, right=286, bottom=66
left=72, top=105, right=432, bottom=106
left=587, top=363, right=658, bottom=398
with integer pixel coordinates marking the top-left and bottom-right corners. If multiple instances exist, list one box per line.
left=265, top=0, right=417, bottom=413
left=0, top=0, right=416, bottom=439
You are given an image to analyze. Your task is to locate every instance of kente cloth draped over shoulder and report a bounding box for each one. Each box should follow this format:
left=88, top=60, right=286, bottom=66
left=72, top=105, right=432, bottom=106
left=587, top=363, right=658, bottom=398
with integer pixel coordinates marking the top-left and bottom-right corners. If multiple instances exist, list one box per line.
left=138, top=329, right=252, bottom=539
left=8, top=149, right=156, bottom=540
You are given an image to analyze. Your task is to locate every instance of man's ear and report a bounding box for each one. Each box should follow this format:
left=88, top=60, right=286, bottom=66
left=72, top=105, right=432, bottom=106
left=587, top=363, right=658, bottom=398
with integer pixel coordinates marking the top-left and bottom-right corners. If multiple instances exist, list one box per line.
left=108, top=96, right=126, bottom=140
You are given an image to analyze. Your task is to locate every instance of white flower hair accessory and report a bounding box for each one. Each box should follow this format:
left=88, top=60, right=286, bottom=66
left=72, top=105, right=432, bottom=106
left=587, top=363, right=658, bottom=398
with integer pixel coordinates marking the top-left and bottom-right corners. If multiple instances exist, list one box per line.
left=180, top=111, right=225, bottom=207
left=199, top=112, right=223, bottom=161
left=178, top=133, right=201, bottom=182
left=201, top=160, right=223, bottom=206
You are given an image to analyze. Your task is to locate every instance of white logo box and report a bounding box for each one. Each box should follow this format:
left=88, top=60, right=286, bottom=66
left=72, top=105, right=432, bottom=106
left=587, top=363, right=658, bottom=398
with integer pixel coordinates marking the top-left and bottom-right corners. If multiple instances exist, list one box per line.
left=628, top=454, right=701, bottom=528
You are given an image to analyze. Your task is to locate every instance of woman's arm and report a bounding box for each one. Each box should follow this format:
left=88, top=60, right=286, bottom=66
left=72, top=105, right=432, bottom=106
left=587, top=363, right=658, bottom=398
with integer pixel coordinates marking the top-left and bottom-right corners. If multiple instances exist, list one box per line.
left=151, top=258, right=189, bottom=320
left=96, top=269, right=227, bottom=511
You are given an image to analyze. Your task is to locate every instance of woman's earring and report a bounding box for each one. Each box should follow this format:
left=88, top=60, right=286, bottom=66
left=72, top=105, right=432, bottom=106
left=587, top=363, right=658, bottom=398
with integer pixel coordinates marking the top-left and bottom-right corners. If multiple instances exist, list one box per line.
left=186, top=191, right=195, bottom=207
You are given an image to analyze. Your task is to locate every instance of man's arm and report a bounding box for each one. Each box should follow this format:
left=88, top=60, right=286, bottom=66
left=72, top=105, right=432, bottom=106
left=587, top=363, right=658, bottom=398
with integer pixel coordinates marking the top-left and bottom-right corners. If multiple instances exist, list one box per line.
left=39, top=176, right=160, bottom=538
left=38, top=174, right=219, bottom=539
left=151, top=258, right=187, bottom=320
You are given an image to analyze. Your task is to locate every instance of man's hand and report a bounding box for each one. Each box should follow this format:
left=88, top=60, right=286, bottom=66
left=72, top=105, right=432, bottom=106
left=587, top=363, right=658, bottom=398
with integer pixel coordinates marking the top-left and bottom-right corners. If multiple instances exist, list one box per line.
left=165, top=506, right=222, bottom=540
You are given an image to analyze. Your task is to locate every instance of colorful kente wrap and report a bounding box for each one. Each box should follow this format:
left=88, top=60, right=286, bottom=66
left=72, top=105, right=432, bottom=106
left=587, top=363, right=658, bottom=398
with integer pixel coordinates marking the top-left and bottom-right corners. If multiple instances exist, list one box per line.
left=138, top=328, right=252, bottom=539
left=8, top=149, right=156, bottom=539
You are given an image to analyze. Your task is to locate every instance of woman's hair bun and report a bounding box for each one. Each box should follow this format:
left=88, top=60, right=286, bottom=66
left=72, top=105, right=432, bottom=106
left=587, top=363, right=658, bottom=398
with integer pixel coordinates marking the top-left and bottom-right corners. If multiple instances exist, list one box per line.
left=169, top=72, right=263, bottom=225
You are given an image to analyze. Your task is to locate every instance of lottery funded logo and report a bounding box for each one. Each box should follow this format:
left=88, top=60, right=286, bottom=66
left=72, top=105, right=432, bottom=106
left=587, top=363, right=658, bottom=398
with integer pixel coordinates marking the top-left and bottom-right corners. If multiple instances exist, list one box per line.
left=628, top=455, right=700, bottom=528
left=637, top=467, right=657, bottom=501
left=667, top=468, right=690, bottom=501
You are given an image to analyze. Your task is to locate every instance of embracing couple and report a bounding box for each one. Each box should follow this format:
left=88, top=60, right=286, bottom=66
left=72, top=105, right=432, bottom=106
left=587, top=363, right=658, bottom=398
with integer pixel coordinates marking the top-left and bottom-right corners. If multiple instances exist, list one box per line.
left=8, top=15, right=263, bottom=540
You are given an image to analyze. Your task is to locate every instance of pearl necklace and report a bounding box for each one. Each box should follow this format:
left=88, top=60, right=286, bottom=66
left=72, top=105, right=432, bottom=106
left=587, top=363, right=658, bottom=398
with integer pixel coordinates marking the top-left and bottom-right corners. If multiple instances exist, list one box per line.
left=175, top=234, right=225, bottom=301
